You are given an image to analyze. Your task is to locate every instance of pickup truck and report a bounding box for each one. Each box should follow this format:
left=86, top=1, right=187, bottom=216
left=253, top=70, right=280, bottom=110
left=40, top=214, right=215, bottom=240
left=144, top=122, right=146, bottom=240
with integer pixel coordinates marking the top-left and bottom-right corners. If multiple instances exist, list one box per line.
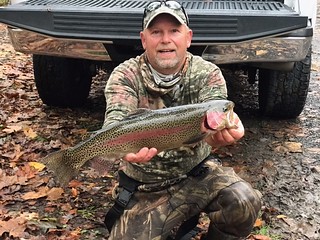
left=0, top=0, right=317, bottom=118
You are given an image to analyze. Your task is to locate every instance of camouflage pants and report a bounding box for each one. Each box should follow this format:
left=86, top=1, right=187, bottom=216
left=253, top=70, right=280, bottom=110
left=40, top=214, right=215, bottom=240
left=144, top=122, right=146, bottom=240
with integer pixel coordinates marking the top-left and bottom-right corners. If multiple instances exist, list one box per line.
left=107, top=161, right=262, bottom=240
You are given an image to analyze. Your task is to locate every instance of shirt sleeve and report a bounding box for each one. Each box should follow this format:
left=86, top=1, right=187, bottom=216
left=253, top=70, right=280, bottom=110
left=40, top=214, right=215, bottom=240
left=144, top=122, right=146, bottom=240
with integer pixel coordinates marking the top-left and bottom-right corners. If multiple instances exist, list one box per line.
left=102, top=60, right=139, bottom=128
left=188, top=55, right=228, bottom=103
left=199, top=65, right=228, bottom=103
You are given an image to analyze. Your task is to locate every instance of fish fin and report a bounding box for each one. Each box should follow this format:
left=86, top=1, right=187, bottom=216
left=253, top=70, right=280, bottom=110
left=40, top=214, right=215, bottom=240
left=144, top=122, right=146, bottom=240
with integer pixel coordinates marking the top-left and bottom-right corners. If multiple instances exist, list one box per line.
left=124, top=108, right=151, bottom=120
left=183, top=133, right=209, bottom=145
left=40, top=150, right=78, bottom=186
left=86, top=155, right=118, bottom=175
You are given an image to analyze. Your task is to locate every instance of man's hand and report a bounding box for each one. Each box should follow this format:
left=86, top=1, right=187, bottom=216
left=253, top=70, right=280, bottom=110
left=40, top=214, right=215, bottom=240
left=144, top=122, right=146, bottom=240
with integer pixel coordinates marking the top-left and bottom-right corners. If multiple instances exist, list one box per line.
left=123, top=147, right=158, bottom=163
left=205, top=112, right=244, bottom=148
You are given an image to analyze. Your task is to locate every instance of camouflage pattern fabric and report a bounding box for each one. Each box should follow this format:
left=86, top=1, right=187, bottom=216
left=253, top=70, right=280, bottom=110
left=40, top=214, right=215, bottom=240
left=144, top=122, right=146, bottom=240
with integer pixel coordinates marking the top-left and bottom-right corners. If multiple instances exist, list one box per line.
left=103, top=51, right=261, bottom=239
left=107, top=161, right=262, bottom=240
left=103, top=52, right=228, bottom=182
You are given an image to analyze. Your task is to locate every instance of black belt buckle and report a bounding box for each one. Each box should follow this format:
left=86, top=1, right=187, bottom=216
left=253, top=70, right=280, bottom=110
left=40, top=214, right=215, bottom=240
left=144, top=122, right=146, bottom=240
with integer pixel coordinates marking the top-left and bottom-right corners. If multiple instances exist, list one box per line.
left=116, top=188, right=133, bottom=208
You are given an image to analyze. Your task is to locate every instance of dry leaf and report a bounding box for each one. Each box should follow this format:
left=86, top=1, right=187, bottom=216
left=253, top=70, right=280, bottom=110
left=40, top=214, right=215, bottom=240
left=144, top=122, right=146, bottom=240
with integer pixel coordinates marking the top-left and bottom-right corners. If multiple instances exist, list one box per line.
left=253, top=218, right=265, bottom=228
left=2, top=125, right=22, bottom=134
left=276, top=214, right=287, bottom=219
left=21, top=186, right=49, bottom=200
left=71, top=187, right=79, bottom=197
left=0, top=217, right=27, bottom=238
left=23, top=126, right=38, bottom=139
left=28, top=162, right=46, bottom=171
left=283, top=141, right=303, bottom=153
left=256, top=50, right=268, bottom=56
left=250, top=235, right=272, bottom=240
left=307, top=147, right=320, bottom=153
left=46, top=187, right=64, bottom=201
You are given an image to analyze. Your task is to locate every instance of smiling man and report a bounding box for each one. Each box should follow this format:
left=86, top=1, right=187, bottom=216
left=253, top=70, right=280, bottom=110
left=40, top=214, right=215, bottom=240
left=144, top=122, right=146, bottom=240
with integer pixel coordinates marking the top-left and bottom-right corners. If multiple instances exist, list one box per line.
left=140, top=8, right=192, bottom=74
left=102, top=1, right=261, bottom=239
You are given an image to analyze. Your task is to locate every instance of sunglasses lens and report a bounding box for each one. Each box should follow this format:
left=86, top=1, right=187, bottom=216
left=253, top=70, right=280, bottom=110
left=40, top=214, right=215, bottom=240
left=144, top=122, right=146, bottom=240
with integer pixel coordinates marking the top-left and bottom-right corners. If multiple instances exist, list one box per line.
left=145, top=1, right=162, bottom=12
left=165, top=1, right=182, bottom=9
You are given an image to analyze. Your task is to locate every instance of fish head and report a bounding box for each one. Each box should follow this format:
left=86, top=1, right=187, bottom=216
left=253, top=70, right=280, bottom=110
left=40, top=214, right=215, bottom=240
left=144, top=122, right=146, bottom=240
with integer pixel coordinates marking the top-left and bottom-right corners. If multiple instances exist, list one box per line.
left=203, top=100, right=237, bottom=133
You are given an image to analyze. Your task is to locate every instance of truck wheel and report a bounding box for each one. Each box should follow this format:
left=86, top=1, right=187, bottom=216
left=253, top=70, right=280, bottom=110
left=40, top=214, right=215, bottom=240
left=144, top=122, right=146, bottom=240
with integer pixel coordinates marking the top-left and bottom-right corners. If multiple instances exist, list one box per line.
left=33, top=55, right=96, bottom=107
left=258, top=48, right=311, bottom=118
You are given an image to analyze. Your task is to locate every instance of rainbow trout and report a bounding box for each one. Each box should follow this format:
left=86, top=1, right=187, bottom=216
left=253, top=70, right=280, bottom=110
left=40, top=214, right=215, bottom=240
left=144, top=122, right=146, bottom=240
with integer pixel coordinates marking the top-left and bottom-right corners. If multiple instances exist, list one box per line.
left=41, top=100, right=236, bottom=185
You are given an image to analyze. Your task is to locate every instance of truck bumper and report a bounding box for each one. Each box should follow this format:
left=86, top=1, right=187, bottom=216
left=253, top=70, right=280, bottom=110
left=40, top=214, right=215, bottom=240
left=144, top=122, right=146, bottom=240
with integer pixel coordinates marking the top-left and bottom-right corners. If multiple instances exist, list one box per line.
left=8, top=27, right=312, bottom=65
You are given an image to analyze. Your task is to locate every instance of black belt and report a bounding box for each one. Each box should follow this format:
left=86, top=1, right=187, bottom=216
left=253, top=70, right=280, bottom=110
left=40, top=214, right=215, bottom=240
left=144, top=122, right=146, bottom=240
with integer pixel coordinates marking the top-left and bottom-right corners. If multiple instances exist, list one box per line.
left=104, top=170, right=142, bottom=232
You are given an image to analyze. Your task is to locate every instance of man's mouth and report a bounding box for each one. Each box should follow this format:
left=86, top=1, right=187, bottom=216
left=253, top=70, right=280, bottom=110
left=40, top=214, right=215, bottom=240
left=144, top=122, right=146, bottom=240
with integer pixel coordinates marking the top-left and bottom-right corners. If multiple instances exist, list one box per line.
left=158, top=49, right=174, bottom=53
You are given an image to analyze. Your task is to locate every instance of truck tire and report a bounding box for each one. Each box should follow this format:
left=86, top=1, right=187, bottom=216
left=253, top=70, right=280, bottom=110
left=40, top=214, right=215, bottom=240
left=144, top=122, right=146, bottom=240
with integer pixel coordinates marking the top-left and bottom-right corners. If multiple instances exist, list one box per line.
left=33, top=55, right=96, bottom=107
left=258, top=48, right=311, bottom=118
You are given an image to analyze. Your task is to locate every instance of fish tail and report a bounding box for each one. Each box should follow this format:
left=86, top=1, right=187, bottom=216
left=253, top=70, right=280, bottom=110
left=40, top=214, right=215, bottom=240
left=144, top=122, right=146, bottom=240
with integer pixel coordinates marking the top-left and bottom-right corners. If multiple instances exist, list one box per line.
left=40, top=150, right=77, bottom=186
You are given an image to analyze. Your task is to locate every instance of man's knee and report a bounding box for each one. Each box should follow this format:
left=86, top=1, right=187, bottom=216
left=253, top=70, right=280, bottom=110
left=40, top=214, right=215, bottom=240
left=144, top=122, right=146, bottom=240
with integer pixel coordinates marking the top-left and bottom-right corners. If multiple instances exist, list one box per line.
left=209, top=181, right=261, bottom=237
left=219, top=181, right=261, bottom=219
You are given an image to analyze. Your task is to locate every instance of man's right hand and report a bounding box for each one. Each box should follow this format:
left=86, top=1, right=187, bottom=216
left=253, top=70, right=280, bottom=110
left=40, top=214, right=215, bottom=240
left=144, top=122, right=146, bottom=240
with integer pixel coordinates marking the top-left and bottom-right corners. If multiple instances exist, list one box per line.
left=123, top=147, right=158, bottom=163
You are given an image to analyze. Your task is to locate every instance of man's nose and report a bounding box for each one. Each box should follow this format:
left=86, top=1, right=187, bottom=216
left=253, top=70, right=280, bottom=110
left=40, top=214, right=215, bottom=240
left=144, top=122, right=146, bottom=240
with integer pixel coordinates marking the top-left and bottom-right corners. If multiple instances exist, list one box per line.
left=161, top=32, right=171, bottom=43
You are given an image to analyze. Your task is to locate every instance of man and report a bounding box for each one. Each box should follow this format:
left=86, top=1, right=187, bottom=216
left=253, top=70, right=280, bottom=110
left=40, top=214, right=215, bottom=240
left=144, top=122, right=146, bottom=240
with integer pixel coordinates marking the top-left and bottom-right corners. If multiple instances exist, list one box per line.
left=103, top=1, right=261, bottom=239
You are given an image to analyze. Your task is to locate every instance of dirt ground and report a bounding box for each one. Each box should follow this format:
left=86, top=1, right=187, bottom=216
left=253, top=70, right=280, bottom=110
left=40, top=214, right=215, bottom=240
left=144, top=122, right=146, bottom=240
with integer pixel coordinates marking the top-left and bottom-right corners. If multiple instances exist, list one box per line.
left=0, top=2, right=320, bottom=240
left=224, top=6, right=320, bottom=239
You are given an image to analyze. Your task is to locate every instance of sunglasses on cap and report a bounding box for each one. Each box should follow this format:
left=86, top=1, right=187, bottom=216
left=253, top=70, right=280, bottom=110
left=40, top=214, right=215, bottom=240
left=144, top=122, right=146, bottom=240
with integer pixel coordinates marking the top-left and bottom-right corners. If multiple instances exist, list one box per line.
left=143, top=1, right=189, bottom=28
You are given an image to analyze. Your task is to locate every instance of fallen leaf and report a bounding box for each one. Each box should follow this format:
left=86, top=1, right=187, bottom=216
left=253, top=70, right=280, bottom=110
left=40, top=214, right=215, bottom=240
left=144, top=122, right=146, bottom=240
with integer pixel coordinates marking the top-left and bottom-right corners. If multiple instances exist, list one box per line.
left=307, top=147, right=320, bottom=153
left=29, top=162, right=46, bottom=171
left=23, top=126, right=38, bottom=139
left=283, top=142, right=303, bottom=153
left=71, top=187, right=79, bottom=197
left=253, top=218, right=265, bottom=228
left=249, top=235, right=272, bottom=240
left=0, top=174, right=28, bottom=191
left=21, top=186, right=49, bottom=200
left=2, top=125, right=22, bottom=134
left=256, top=50, right=268, bottom=56
left=0, top=217, right=27, bottom=238
left=46, top=187, right=64, bottom=201
left=276, top=214, right=287, bottom=219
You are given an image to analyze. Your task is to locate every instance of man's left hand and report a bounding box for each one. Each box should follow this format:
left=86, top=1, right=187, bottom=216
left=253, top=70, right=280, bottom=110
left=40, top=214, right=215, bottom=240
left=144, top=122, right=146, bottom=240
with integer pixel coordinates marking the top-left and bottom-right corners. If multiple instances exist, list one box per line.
left=205, top=113, right=244, bottom=148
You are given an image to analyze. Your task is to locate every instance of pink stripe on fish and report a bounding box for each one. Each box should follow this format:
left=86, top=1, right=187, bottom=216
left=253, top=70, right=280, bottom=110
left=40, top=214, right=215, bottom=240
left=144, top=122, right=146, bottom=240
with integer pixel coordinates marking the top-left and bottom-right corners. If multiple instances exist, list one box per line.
left=104, top=123, right=196, bottom=147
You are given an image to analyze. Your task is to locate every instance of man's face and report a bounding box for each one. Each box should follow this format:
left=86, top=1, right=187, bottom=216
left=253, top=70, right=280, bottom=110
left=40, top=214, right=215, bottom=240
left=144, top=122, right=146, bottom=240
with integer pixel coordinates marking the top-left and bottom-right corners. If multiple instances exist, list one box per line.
left=140, top=14, right=193, bottom=75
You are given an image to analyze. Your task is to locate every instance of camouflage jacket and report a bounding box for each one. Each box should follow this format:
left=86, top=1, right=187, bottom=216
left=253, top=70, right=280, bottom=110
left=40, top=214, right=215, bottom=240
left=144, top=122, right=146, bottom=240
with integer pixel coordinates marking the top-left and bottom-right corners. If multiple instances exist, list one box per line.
left=103, top=52, right=227, bottom=183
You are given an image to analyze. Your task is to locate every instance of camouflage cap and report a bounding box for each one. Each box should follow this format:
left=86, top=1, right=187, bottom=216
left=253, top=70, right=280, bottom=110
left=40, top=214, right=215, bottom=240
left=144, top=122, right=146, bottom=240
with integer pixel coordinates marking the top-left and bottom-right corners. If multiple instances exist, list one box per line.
left=142, top=1, right=189, bottom=30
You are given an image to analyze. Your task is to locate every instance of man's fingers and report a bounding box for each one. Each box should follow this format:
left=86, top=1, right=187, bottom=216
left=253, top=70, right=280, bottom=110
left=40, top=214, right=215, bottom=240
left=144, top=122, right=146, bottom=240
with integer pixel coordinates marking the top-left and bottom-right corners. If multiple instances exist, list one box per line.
left=214, top=129, right=234, bottom=144
left=124, top=147, right=158, bottom=163
left=145, top=147, right=157, bottom=160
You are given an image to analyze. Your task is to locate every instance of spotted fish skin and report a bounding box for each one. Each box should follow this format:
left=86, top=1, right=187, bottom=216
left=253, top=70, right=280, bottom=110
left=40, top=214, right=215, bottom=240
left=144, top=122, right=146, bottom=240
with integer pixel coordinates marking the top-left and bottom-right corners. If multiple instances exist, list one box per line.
left=41, top=100, right=236, bottom=185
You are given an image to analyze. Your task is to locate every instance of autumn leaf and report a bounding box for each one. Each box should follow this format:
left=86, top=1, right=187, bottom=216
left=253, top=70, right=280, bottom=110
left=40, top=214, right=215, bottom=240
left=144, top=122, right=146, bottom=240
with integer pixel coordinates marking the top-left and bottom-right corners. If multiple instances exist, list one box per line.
left=253, top=218, right=265, bottom=228
left=307, top=147, right=320, bottom=153
left=21, top=186, right=50, bottom=200
left=0, top=217, right=27, bottom=238
left=271, top=141, right=303, bottom=153
left=23, top=126, right=38, bottom=139
left=0, top=171, right=28, bottom=190
left=256, top=50, right=268, bottom=56
left=283, top=141, right=303, bottom=153
left=46, top=187, right=64, bottom=201
left=276, top=214, right=287, bottom=219
left=29, top=161, right=46, bottom=171
left=71, top=187, right=79, bottom=197
left=248, top=235, right=272, bottom=240
left=2, top=125, right=22, bottom=134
